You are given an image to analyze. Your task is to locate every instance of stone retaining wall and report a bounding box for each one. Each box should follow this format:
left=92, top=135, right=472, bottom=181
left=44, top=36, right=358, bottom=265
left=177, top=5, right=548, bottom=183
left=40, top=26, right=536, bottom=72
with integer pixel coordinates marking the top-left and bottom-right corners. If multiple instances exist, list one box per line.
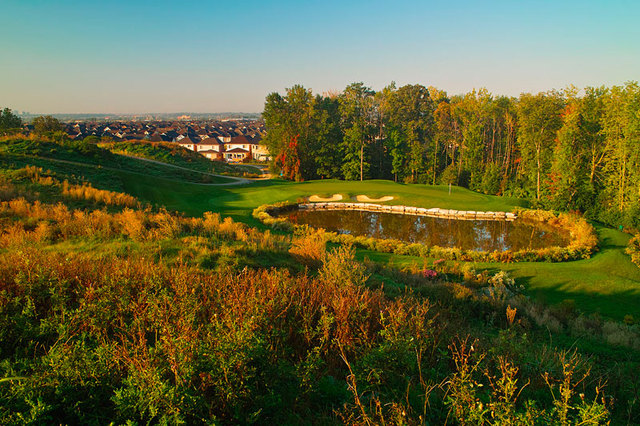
left=295, top=202, right=517, bottom=221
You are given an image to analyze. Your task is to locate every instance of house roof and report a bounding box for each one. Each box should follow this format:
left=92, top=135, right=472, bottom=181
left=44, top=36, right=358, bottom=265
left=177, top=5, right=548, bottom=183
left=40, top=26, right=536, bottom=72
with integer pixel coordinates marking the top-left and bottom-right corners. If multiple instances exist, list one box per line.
left=148, top=134, right=164, bottom=142
left=200, top=137, right=223, bottom=145
left=178, top=137, right=197, bottom=145
left=227, top=135, right=251, bottom=145
left=226, top=147, right=250, bottom=153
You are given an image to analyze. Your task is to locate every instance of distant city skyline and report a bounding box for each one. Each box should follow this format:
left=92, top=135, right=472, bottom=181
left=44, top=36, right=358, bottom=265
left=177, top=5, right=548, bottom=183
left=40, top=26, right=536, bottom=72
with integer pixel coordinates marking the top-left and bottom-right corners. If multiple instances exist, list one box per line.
left=2, top=0, right=639, bottom=113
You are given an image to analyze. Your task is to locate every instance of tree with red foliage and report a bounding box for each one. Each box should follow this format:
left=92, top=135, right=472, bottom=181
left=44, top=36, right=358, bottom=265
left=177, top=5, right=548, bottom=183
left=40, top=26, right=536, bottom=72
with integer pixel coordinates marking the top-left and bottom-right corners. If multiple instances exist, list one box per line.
left=276, top=135, right=302, bottom=181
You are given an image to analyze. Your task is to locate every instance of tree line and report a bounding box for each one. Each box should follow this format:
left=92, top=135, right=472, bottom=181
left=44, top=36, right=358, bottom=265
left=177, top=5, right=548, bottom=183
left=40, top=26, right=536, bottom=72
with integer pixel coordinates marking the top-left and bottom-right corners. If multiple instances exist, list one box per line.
left=0, top=108, right=62, bottom=136
left=262, top=82, right=640, bottom=228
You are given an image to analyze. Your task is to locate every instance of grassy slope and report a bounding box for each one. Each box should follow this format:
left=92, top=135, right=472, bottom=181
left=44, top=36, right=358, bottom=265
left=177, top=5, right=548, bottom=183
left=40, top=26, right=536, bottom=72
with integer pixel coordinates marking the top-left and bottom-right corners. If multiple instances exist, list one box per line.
left=121, top=177, right=527, bottom=222
left=0, top=139, right=236, bottom=184
left=102, top=141, right=260, bottom=176
left=120, top=175, right=640, bottom=320
left=358, top=223, right=640, bottom=320
left=2, top=144, right=638, bottom=320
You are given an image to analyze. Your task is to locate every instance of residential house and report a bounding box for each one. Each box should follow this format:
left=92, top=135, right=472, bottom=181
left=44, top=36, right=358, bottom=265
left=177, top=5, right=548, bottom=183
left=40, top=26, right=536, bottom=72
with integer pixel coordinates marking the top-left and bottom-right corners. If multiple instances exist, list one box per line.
left=196, top=137, right=224, bottom=160
left=251, top=143, right=271, bottom=161
left=225, top=135, right=251, bottom=152
left=178, top=136, right=198, bottom=151
left=224, top=147, right=250, bottom=162
left=222, top=135, right=251, bottom=162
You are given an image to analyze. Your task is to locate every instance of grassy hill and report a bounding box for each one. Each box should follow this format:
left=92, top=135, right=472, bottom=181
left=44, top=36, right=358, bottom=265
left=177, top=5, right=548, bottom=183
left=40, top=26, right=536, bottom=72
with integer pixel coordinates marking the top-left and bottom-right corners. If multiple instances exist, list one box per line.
left=2, top=139, right=638, bottom=320
left=117, top=174, right=640, bottom=321
left=1, top=137, right=639, bottom=423
left=0, top=138, right=238, bottom=184
left=103, top=140, right=262, bottom=177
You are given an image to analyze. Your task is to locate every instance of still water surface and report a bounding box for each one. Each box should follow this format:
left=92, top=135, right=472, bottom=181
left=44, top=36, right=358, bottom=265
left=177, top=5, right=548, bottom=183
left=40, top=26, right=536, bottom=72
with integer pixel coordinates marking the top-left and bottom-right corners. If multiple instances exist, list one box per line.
left=281, top=209, right=569, bottom=252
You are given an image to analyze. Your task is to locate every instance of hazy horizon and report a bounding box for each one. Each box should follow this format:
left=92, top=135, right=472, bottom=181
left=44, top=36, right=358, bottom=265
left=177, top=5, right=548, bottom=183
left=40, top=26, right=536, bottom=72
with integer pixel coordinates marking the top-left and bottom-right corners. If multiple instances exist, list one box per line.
left=2, top=0, right=639, bottom=114
left=13, top=111, right=263, bottom=117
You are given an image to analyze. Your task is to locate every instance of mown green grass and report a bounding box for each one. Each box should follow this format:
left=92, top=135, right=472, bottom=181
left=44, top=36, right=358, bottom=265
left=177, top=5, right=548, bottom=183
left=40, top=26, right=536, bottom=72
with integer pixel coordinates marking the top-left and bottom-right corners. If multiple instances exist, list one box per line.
left=121, top=176, right=527, bottom=221
left=3, top=145, right=639, bottom=321
left=356, top=224, right=640, bottom=321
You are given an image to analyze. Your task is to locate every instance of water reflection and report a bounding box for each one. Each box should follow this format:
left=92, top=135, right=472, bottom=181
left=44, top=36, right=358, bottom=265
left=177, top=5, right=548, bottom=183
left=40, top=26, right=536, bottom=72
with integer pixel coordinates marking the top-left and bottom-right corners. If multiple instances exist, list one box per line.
left=280, top=209, right=569, bottom=252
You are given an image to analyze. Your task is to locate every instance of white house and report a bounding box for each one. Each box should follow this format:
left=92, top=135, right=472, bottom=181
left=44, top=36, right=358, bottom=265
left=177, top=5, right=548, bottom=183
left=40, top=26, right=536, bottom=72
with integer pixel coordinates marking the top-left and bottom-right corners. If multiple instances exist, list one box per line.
left=197, top=137, right=224, bottom=153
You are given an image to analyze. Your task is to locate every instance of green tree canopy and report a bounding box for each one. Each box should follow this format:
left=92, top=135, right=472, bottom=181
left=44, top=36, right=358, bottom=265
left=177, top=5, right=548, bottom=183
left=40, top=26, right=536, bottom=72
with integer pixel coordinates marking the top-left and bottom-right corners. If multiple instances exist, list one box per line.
left=0, top=108, right=23, bottom=133
left=32, top=115, right=63, bottom=135
left=339, top=82, right=375, bottom=181
left=263, top=85, right=315, bottom=181
left=258, top=81, right=640, bottom=229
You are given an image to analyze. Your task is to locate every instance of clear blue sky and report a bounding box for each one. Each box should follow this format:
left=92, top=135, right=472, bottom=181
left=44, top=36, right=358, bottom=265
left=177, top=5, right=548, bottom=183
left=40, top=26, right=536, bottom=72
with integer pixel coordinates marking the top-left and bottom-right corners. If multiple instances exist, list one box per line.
left=1, top=0, right=638, bottom=113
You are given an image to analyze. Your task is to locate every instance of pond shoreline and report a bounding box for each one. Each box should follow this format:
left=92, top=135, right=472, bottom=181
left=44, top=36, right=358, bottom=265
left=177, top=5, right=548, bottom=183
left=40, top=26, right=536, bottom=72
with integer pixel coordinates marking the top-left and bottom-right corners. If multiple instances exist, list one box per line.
left=253, top=202, right=599, bottom=263
left=282, top=208, right=566, bottom=252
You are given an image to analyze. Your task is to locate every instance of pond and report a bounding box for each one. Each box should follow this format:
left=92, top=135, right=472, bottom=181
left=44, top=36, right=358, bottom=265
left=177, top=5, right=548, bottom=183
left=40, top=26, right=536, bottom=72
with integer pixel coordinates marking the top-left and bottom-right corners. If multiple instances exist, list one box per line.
left=279, top=209, right=570, bottom=252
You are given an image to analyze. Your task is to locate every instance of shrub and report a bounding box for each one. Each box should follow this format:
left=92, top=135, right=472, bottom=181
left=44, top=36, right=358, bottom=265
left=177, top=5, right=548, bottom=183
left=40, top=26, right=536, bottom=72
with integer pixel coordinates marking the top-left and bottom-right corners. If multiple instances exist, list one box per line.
left=289, top=229, right=326, bottom=268
left=318, top=244, right=369, bottom=289
left=602, top=321, right=640, bottom=349
left=481, top=271, right=522, bottom=303
left=0, top=199, right=623, bottom=423
left=62, top=179, right=139, bottom=208
left=626, top=234, right=640, bottom=267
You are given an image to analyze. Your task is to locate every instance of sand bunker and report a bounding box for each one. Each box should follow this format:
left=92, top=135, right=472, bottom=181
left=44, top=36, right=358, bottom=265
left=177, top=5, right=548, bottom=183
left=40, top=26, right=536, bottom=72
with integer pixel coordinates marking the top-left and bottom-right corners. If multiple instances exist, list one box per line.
left=356, top=195, right=394, bottom=202
left=309, top=194, right=343, bottom=202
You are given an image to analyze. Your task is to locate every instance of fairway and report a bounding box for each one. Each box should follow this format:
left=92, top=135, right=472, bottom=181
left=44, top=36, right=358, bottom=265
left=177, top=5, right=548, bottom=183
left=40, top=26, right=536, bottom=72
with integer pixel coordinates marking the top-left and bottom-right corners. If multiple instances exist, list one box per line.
left=121, top=175, right=528, bottom=221
left=118, top=174, right=640, bottom=321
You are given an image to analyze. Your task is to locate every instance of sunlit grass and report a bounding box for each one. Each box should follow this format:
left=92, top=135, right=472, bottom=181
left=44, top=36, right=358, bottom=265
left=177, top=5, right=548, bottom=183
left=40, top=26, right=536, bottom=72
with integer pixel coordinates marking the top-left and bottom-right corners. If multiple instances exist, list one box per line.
left=4, top=147, right=639, bottom=321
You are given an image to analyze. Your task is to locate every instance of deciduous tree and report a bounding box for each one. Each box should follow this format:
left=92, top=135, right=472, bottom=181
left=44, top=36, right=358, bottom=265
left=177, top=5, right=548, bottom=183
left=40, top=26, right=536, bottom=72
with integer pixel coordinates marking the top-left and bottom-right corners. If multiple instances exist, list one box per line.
left=32, top=115, right=62, bottom=135
left=0, top=108, right=22, bottom=134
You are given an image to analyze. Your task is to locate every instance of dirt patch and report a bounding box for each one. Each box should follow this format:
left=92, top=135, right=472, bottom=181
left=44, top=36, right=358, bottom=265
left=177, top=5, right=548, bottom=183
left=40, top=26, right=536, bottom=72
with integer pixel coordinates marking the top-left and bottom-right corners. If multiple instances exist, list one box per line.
left=309, top=194, right=343, bottom=202
left=356, top=195, right=394, bottom=202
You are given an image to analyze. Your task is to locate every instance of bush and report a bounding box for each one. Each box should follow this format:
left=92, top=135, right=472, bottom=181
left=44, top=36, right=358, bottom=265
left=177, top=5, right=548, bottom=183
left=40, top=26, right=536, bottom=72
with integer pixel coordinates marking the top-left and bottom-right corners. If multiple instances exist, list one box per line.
left=318, top=244, right=369, bottom=288
left=0, top=188, right=624, bottom=423
left=626, top=234, right=640, bottom=267
left=289, top=229, right=326, bottom=268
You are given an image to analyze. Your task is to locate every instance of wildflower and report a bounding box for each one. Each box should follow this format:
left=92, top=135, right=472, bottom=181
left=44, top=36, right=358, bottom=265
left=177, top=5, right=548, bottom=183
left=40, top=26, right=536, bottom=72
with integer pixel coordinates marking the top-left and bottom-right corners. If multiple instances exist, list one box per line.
left=422, top=269, right=437, bottom=279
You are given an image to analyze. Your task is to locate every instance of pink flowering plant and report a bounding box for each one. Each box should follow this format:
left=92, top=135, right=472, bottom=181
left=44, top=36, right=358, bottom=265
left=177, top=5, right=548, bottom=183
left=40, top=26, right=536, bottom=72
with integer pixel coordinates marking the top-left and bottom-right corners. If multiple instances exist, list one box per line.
left=422, top=268, right=438, bottom=279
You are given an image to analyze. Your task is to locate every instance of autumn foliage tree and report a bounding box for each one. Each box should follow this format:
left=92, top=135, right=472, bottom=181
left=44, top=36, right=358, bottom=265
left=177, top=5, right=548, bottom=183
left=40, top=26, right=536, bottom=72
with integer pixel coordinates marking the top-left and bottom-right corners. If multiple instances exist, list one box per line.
left=263, top=85, right=314, bottom=181
left=276, top=135, right=301, bottom=180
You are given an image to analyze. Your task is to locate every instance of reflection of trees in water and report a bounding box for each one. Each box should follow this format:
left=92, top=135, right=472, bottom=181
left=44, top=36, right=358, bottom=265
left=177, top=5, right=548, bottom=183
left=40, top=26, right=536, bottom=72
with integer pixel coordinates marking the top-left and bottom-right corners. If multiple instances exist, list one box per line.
left=284, top=210, right=569, bottom=251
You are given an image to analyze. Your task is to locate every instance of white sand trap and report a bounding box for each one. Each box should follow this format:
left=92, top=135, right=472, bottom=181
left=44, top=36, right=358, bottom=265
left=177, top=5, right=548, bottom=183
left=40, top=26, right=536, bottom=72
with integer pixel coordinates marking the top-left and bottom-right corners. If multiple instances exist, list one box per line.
left=356, top=195, right=394, bottom=202
left=309, top=194, right=343, bottom=202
